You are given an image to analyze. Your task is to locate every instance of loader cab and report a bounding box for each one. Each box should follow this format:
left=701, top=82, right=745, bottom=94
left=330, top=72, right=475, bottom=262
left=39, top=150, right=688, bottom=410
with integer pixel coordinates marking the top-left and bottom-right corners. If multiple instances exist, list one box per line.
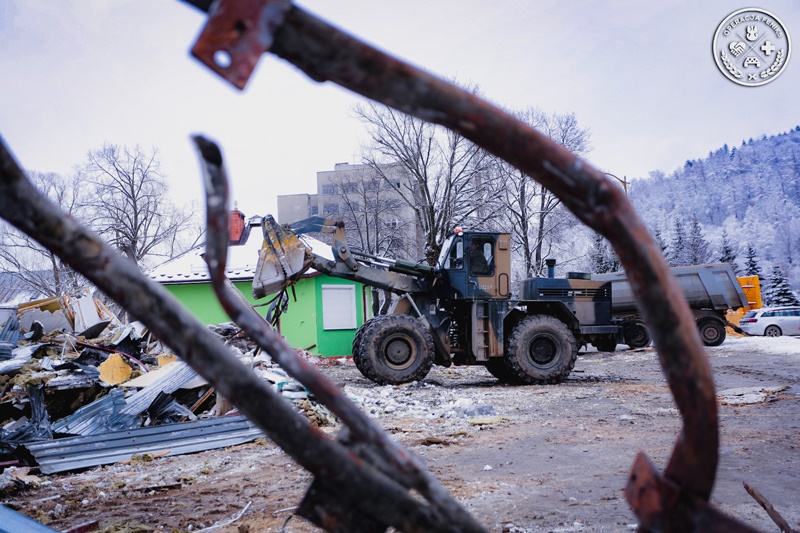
left=437, top=231, right=512, bottom=300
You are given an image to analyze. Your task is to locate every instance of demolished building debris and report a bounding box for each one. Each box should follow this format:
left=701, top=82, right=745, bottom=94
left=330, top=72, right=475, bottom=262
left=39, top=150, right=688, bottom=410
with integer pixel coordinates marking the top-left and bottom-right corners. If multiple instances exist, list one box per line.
left=0, top=294, right=335, bottom=479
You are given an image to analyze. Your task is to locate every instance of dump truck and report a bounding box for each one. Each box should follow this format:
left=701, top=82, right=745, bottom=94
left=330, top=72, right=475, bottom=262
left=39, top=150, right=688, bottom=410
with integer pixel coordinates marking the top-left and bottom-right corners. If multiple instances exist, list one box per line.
left=253, top=215, right=626, bottom=385
left=594, top=263, right=749, bottom=347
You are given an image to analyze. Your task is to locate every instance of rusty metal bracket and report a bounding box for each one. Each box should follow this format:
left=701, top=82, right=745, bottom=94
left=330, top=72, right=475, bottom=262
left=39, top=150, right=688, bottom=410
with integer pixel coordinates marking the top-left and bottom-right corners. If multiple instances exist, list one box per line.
left=625, top=453, right=758, bottom=532
left=190, top=0, right=291, bottom=89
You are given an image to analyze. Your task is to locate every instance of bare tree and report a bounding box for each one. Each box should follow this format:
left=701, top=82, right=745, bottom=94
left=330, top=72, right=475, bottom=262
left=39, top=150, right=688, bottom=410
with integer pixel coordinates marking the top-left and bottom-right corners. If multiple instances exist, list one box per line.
left=81, top=144, right=196, bottom=268
left=327, top=166, right=412, bottom=314
left=354, top=101, right=501, bottom=264
left=330, top=166, right=409, bottom=258
left=0, top=171, right=88, bottom=297
left=495, top=108, right=592, bottom=276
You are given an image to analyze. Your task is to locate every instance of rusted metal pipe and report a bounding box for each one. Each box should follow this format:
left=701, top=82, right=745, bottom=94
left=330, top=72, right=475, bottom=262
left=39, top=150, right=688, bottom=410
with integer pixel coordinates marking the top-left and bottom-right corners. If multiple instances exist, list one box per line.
left=193, top=134, right=485, bottom=532
left=184, top=1, right=737, bottom=527
left=0, top=137, right=480, bottom=533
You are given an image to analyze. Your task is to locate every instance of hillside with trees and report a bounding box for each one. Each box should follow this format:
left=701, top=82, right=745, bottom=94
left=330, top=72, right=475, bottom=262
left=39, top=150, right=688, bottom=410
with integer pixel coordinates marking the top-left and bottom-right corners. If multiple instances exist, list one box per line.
left=626, top=126, right=800, bottom=301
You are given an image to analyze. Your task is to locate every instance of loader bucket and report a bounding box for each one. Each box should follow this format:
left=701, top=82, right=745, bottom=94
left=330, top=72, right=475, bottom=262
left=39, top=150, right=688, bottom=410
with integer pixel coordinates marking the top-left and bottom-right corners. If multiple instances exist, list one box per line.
left=252, top=215, right=312, bottom=299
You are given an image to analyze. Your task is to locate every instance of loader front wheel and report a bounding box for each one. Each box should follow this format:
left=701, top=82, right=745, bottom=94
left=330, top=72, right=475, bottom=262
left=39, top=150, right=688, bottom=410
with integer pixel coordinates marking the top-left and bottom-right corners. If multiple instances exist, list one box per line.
left=358, top=314, right=434, bottom=385
left=352, top=315, right=389, bottom=374
left=505, top=315, right=577, bottom=384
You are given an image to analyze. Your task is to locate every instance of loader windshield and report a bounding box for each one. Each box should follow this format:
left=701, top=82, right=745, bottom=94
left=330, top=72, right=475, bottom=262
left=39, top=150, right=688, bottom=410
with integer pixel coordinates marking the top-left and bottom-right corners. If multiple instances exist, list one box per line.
left=439, top=235, right=464, bottom=270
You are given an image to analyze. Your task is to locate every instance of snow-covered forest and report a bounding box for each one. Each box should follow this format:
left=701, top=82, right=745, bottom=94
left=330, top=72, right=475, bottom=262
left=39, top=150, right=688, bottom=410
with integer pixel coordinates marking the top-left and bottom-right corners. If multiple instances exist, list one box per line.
left=624, top=125, right=800, bottom=302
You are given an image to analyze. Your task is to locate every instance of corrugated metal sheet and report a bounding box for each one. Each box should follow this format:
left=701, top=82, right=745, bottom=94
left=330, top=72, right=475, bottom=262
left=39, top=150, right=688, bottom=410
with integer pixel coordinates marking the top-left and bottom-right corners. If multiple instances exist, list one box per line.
left=0, top=505, right=57, bottom=532
left=0, top=343, right=38, bottom=376
left=51, top=389, right=138, bottom=436
left=119, top=362, right=198, bottom=415
left=24, top=415, right=263, bottom=474
left=0, top=312, right=20, bottom=358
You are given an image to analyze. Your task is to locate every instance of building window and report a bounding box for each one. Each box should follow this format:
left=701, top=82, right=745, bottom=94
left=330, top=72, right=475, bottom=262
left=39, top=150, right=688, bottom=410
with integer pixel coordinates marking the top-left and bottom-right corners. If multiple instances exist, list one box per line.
left=311, top=205, right=319, bottom=215
left=321, top=285, right=357, bottom=330
left=323, top=203, right=339, bottom=215
left=322, top=184, right=338, bottom=195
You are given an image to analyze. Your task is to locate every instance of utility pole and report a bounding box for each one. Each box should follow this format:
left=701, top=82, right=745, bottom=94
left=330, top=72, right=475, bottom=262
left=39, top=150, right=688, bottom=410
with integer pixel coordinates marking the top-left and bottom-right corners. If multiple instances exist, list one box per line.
left=603, top=172, right=628, bottom=195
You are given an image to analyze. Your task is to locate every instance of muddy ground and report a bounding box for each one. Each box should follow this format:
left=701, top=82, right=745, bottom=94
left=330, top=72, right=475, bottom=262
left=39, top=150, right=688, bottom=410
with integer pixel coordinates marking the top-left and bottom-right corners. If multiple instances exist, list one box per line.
left=3, top=335, right=799, bottom=532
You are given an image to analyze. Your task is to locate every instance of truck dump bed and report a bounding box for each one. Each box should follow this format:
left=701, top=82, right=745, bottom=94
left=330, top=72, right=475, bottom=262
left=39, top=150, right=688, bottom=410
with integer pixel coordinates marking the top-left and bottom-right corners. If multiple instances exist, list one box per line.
left=595, top=263, right=749, bottom=313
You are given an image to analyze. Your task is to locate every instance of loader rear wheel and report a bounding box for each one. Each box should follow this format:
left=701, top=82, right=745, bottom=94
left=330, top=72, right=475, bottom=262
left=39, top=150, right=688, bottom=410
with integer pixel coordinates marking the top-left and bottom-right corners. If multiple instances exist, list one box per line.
left=698, top=319, right=726, bottom=347
left=485, top=357, right=521, bottom=384
left=357, top=314, right=434, bottom=385
left=352, top=315, right=389, bottom=374
left=623, top=321, right=651, bottom=349
left=505, top=315, right=577, bottom=384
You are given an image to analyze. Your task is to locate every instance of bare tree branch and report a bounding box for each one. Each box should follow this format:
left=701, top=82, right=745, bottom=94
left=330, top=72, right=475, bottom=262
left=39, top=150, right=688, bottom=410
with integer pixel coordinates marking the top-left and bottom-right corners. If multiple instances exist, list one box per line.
left=81, top=143, right=197, bottom=267
left=354, top=102, right=502, bottom=264
left=493, top=108, right=592, bottom=276
left=0, top=134, right=485, bottom=533
left=0, top=171, right=89, bottom=297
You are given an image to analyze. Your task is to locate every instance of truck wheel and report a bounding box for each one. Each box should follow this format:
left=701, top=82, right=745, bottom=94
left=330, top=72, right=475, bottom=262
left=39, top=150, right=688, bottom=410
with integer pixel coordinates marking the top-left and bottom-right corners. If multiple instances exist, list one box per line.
left=505, top=315, right=577, bottom=384
left=352, top=315, right=389, bottom=374
left=358, top=315, right=434, bottom=385
left=623, top=321, right=651, bottom=349
left=698, top=319, right=726, bottom=346
left=593, top=337, right=617, bottom=352
left=485, top=358, right=521, bottom=384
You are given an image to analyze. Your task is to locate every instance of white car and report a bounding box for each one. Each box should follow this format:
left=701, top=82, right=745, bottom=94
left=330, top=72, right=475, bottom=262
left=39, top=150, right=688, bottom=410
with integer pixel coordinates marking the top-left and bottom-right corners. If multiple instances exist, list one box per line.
left=739, top=307, right=800, bottom=337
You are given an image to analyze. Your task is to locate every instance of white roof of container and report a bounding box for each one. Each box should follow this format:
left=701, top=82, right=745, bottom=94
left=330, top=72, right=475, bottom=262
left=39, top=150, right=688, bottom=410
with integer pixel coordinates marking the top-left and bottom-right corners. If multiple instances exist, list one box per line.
left=146, top=218, right=331, bottom=284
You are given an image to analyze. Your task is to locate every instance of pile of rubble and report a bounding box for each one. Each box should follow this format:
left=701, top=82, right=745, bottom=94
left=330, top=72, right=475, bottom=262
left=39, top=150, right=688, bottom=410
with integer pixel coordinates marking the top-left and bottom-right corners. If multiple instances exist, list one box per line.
left=0, top=291, right=333, bottom=488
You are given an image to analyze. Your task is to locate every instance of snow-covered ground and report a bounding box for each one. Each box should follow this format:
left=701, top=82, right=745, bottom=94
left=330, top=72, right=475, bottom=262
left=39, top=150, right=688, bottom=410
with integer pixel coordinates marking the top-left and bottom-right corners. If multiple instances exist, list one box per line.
left=708, top=334, right=800, bottom=357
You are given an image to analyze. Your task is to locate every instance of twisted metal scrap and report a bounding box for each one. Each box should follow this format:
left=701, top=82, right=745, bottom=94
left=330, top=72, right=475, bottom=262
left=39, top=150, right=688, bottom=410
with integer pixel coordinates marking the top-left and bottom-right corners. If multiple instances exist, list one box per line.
left=184, top=0, right=759, bottom=530
left=0, top=138, right=481, bottom=533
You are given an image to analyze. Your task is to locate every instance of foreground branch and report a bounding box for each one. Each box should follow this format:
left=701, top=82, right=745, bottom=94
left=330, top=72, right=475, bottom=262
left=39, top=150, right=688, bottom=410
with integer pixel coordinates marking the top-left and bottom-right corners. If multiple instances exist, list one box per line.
left=743, top=482, right=797, bottom=533
left=193, top=135, right=484, bottom=531
left=0, top=136, right=480, bottom=532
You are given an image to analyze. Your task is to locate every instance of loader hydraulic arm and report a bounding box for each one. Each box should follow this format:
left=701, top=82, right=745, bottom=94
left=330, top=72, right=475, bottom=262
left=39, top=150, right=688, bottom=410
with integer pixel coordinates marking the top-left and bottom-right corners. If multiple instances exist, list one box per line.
left=252, top=215, right=433, bottom=299
left=289, top=216, right=359, bottom=273
left=309, top=254, right=429, bottom=295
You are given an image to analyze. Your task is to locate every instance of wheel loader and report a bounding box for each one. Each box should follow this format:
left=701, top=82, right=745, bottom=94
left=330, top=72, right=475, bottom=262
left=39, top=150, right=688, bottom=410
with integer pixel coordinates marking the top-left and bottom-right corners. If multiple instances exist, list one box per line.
left=252, top=215, right=625, bottom=385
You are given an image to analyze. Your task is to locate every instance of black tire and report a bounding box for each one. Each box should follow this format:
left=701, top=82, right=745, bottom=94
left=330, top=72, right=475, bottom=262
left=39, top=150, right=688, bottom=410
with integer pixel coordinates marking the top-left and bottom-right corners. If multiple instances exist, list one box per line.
left=505, top=315, right=577, bottom=384
left=352, top=315, right=389, bottom=374
left=623, top=321, right=651, bottom=349
left=357, top=314, right=434, bottom=385
left=485, top=357, right=521, bottom=384
left=593, top=337, right=617, bottom=352
left=698, top=319, right=726, bottom=346
left=764, top=324, right=782, bottom=337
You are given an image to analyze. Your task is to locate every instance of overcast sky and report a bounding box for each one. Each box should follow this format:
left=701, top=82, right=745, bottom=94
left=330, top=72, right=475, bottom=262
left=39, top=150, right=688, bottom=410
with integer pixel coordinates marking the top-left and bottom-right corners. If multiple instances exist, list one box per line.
left=2, top=1, right=799, bottom=220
